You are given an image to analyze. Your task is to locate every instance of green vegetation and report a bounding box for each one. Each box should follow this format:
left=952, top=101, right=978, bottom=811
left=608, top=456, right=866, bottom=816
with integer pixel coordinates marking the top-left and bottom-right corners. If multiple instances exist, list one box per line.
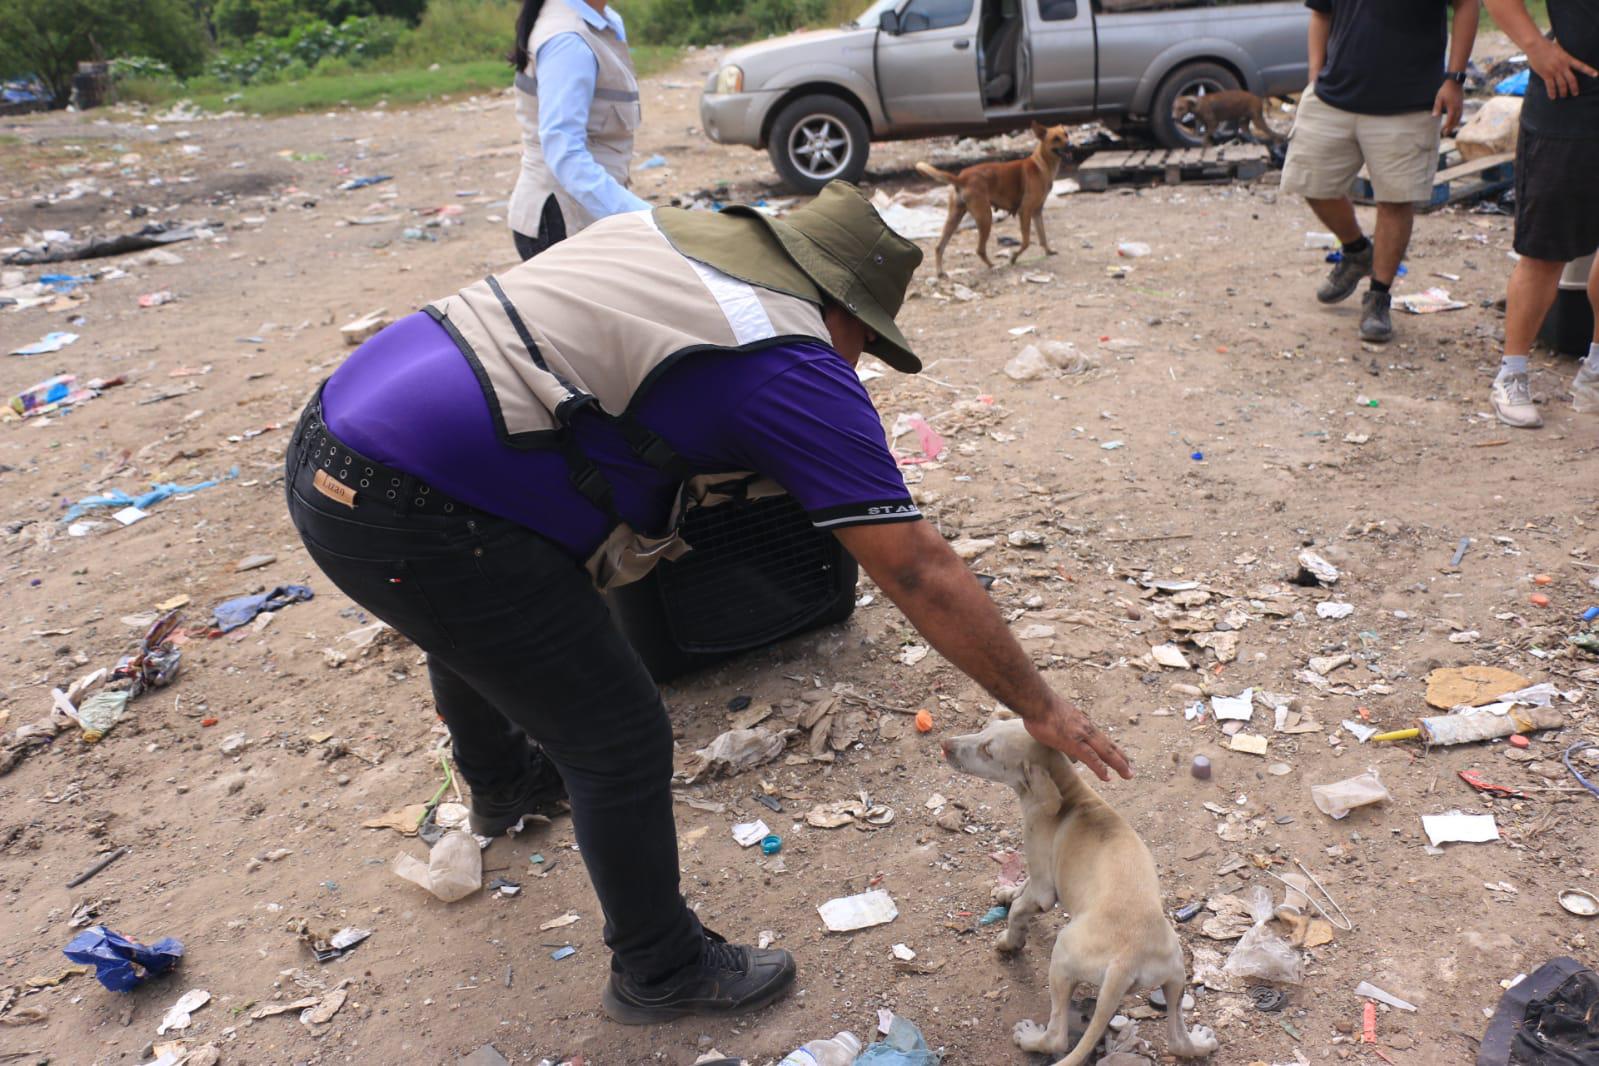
left=1481, top=0, right=1548, bottom=36
left=0, top=0, right=861, bottom=116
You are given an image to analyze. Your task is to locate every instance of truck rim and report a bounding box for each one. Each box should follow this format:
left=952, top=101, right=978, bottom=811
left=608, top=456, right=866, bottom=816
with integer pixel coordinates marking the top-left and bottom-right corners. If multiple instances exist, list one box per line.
left=788, top=114, right=852, bottom=181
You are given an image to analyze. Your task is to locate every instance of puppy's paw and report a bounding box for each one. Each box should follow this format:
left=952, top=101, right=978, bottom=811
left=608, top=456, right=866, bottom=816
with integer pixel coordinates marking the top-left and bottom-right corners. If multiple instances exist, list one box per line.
left=993, top=928, right=1025, bottom=954
left=991, top=883, right=1024, bottom=906
left=1173, top=1024, right=1219, bottom=1058
left=1012, top=1019, right=1052, bottom=1053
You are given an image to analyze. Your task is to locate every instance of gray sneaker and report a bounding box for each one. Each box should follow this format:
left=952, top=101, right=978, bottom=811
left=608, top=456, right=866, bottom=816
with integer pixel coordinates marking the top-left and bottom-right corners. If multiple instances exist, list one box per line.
left=1491, top=372, right=1543, bottom=428
left=1359, top=290, right=1393, bottom=343
left=1317, top=244, right=1374, bottom=304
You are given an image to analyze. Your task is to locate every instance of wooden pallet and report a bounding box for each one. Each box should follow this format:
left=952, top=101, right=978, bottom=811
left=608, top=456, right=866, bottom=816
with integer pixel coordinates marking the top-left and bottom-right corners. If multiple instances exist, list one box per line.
left=1076, top=143, right=1271, bottom=191
left=1350, top=151, right=1514, bottom=213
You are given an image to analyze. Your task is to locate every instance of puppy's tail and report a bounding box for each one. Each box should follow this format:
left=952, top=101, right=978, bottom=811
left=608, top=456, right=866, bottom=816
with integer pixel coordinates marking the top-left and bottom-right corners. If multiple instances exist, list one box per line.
left=915, top=161, right=957, bottom=185
left=1056, top=958, right=1137, bottom=1066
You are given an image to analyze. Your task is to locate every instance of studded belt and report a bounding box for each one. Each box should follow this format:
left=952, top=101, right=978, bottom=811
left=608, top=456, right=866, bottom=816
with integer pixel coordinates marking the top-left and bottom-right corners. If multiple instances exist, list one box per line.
left=292, top=391, right=478, bottom=517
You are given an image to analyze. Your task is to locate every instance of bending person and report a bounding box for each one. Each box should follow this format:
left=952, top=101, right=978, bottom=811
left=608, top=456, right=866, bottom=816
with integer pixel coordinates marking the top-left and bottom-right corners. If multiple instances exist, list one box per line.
left=508, top=0, right=648, bottom=261
left=285, top=183, right=1131, bottom=1024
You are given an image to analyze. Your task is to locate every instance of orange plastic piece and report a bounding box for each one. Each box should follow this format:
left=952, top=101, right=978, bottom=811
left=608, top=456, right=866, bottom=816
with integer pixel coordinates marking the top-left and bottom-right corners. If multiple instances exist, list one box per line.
left=1530, top=593, right=1551, bottom=608
left=1509, top=734, right=1530, bottom=749
left=1533, top=574, right=1553, bottom=586
left=200, top=717, right=218, bottom=727
left=914, top=709, right=934, bottom=733
left=1362, top=1000, right=1377, bottom=1044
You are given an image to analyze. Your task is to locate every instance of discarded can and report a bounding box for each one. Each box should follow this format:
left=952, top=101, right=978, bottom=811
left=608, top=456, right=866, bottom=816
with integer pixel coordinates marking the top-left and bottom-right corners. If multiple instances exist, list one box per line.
left=1191, top=755, right=1212, bottom=780
left=761, top=834, right=782, bottom=856
left=1173, top=900, right=1204, bottom=922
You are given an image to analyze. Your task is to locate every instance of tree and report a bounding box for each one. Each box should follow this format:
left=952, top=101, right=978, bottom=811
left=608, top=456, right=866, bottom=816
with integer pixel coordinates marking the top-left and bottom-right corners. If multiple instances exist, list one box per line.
left=0, top=0, right=211, bottom=105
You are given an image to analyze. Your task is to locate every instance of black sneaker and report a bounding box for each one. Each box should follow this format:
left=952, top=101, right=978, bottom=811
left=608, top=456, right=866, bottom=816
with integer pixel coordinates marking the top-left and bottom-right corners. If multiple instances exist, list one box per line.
left=602, top=930, right=796, bottom=1025
left=1359, top=290, right=1393, bottom=343
left=467, top=751, right=567, bottom=837
left=1317, top=243, right=1373, bottom=304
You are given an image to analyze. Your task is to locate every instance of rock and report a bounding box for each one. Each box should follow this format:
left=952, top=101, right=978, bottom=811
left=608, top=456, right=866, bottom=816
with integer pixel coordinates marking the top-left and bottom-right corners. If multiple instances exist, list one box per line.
left=219, top=732, right=248, bottom=756
left=1008, top=529, right=1045, bottom=547
left=1316, top=601, right=1354, bottom=620
left=1017, top=623, right=1056, bottom=640
left=235, top=553, right=276, bottom=572
left=1308, top=654, right=1352, bottom=676
left=936, top=809, right=964, bottom=832
left=950, top=537, right=995, bottom=560
left=1004, top=345, right=1051, bottom=380
left=1151, top=644, right=1192, bottom=669
left=1297, top=550, right=1340, bottom=585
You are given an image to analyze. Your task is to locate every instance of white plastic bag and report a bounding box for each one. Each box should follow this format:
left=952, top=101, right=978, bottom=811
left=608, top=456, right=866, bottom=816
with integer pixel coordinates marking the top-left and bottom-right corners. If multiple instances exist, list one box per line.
left=1310, top=769, right=1391, bottom=819
left=1222, top=885, right=1303, bottom=984
left=392, top=830, right=481, bottom=902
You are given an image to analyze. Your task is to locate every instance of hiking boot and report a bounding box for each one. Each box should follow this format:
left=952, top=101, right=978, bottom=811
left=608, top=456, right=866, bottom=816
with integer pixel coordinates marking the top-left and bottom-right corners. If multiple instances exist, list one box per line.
left=1573, top=362, right=1599, bottom=414
left=1359, top=290, right=1393, bottom=343
left=1490, top=373, right=1543, bottom=429
left=1316, top=243, right=1373, bottom=304
left=467, top=750, right=567, bottom=837
left=602, top=929, right=796, bottom=1025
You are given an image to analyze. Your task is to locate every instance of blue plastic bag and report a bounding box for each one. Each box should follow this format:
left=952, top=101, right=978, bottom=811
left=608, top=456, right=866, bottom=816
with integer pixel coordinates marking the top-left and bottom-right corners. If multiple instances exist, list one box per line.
left=1495, top=69, right=1530, bottom=96
left=857, top=1015, right=941, bottom=1065
left=211, top=584, right=314, bottom=633
left=63, top=926, right=183, bottom=991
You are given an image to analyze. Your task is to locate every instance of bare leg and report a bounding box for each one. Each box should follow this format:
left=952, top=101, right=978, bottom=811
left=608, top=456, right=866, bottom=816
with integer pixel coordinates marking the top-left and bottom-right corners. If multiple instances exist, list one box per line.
left=1305, top=196, right=1363, bottom=244
left=1589, top=254, right=1599, bottom=344
left=932, top=193, right=965, bottom=278
left=1503, top=256, right=1566, bottom=355
left=1371, top=201, right=1413, bottom=285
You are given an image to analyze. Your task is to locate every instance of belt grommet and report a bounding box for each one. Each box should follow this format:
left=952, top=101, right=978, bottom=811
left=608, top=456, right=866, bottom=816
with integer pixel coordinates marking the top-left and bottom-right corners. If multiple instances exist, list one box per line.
left=359, top=479, right=370, bottom=488
left=387, top=490, right=397, bottom=499
left=339, top=470, right=348, bottom=480
left=444, top=503, right=454, bottom=513
left=364, top=466, right=374, bottom=476
left=391, top=477, right=401, bottom=487
left=414, top=498, right=425, bottom=508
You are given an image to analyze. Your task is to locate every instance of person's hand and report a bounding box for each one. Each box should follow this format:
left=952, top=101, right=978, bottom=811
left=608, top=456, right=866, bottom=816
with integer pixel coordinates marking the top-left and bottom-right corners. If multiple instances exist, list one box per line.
left=1433, top=79, right=1465, bottom=134
left=1023, top=697, right=1133, bottom=782
left=1529, top=36, right=1598, bottom=98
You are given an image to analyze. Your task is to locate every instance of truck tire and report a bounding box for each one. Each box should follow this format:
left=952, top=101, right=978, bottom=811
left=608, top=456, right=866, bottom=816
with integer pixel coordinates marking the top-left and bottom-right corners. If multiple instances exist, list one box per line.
left=1151, top=62, right=1243, bottom=149
left=767, top=94, right=870, bottom=194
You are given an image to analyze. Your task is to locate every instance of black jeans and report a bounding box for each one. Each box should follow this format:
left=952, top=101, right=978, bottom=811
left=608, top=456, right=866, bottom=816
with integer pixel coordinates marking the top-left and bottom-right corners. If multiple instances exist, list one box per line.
left=284, top=406, right=702, bottom=981
left=512, top=194, right=568, bottom=262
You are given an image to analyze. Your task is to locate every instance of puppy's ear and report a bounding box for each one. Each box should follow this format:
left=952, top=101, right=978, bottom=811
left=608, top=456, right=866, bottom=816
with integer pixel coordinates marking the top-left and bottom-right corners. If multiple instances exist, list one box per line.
left=1031, top=120, right=1047, bottom=140
left=1019, top=760, right=1064, bottom=813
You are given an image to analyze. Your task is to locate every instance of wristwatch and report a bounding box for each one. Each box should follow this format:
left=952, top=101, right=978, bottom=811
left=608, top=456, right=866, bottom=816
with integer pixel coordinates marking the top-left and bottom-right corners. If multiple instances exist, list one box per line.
left=1444, top=71, right=1468, bottom=84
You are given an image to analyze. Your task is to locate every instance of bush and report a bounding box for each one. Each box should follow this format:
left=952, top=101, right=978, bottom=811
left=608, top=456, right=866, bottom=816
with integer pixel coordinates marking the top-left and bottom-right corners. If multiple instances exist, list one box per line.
left=207, top=14, right=406, bottom=84
left=615, top=0, right=843, bottom=46
left=0, top=0, right=212, bottom=104
left=395, top=0, right=517, bottom=66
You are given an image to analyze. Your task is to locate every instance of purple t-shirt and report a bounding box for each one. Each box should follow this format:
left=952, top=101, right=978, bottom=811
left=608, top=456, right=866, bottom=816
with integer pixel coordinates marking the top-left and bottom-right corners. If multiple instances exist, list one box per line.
left=321, top=311, right=919, bottom=559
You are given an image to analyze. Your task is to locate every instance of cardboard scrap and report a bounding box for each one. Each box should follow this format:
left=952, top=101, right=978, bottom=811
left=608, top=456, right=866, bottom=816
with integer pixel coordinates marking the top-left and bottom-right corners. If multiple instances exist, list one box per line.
left=1424, top=666, right=1531, bottom=710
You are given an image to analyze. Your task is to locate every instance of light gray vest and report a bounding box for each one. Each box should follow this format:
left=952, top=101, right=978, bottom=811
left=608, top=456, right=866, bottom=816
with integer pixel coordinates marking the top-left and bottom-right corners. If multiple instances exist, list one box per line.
left=425, top=210, right=833, bottom=589
left=510, top=0, right=639, bottom=236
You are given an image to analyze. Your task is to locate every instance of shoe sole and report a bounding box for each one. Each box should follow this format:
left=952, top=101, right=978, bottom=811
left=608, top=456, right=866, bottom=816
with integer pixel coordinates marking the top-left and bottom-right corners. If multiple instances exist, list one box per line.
left=1360, top=329, right=1392, bottom=343
left=468, top=795, right=567, bottom=837
left=601, top=965, right=796, bottom=1025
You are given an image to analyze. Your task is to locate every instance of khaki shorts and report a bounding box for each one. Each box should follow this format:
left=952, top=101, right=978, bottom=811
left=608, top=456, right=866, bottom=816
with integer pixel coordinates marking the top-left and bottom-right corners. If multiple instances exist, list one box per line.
left=1280, top=87, right=1443, bottom=204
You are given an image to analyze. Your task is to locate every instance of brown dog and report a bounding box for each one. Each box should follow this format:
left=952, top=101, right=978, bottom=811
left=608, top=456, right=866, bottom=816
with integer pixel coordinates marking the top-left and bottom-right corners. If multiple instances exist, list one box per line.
left=1172, top=90, right=1283, bottom=147
left=915, top=122, right=1071, bottom=278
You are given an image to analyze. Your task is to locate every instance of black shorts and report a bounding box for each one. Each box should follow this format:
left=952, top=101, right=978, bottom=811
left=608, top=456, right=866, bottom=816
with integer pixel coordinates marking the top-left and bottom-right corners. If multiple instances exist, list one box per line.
left=1513, top=127, right=1599, bottom=262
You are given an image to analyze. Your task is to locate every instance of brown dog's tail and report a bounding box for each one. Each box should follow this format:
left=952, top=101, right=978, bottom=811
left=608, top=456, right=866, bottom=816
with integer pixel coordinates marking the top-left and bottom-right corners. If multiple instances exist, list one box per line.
left=1058, top=958, right=1138, bottom=1066
left=915, top=161, right=958, bottom=185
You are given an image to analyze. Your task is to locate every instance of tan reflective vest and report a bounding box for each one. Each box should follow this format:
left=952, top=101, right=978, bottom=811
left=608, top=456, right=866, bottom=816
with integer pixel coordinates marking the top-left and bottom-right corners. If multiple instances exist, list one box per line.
left=510, top=0, right=639, bottom=236
left=425, top=209, right=833, bottom=589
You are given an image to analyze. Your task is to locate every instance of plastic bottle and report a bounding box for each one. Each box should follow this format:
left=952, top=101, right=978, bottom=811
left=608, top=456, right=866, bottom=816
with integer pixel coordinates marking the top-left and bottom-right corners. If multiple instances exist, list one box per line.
left=778, top=1031, right=861, bottom=1066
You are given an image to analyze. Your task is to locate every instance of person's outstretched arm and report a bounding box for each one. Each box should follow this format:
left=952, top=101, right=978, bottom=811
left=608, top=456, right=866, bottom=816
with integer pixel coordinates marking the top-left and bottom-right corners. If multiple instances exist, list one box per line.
left=535, top=33, right=650, bottom=218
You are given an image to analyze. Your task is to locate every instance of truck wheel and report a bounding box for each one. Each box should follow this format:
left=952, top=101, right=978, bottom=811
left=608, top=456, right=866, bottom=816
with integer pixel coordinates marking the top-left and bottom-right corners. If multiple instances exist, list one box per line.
left=767, top=94, right=870, bottom=194
left=1151, top=62, right=1242, bottom=149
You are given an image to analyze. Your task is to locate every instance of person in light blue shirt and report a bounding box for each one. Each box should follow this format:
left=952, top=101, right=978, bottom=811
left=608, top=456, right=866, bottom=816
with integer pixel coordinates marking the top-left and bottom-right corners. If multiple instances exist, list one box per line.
left=508, top=0, right=649, bottom=261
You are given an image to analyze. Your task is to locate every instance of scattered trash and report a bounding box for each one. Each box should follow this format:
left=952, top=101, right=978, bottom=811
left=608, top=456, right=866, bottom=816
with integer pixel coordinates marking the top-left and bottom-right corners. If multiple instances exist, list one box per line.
left=1418, top=706, right=1561, bottom=746
left=819, top=889, right=898, bottom=932
left=1424, top=666, right=1531, bottom=709
left=978, top=904, right=1009, bottom=926
left=235, top=553, right=276, bottom=572
left=62, top=926, right=183, bottom=991
left=1190, top=755, right=1212, bottom=780
left=156, top=988, right=210, bottom=1034
left=1223, top=885, right=1303, bottom=984
left=211, top=585, right=314, bottom=633
left=550, top=946, right=576, bottom=960
left=300, top=985, right=348, bottom=1027
left=1296, top=550, right=1340, bottom=585
left=914, top=709, right=934, bottom=733
left=1117, top=241, right=1151, bottom=258
left=392, top=830, right=481, bottom=902
left=1303, top=231, right=1339, bottom=249
left=63, top=471, right=237, bottom=523
left=1397, top=288, right=1468, bottom=314
left=677, top=726, right=794, bottom=783
left=1558, top=890, right=1597, bottom=917
left=340, top=308, right=390, bottom=345
left=1478, top=957, right=1598, bottom=1066
left=762, top=833, right=783, bottom=855
left=4, top=221, right=212, bottom=265
left=1152, top=643, right=1192, bottom=669
left=778, top=1031, right=861, bottom=1066
left=1316, top=602, right=1354, bottom=620
left=537, top=913, right=581, bottom=931
left=857, top=1012, right=939, bottom=1066
left=138, top=290, right=176, bottom=308
left=297, top=922, right=371, bottom=962
left=70, top=689, right=131, bottom=742
left=65, top=845, right=129, bottom=888
left=1495, top=69, right=1530, bottom=95
left=1312, top=770, right=1391, bottom=819
left=338, top=175, right=392, bottom=190
left=9, top=330, right=78, bottom=356
left=732, top=819, right=770, bottom=847
left=1422, top=811, right=1500, bottom=847
left=892, top=943, right=916, bottom=961
left=1355, top=980, right=1417, bottom=1012
left=8, top=373, right=123, bottom=417
left=638, top=154, right=668, bottom=170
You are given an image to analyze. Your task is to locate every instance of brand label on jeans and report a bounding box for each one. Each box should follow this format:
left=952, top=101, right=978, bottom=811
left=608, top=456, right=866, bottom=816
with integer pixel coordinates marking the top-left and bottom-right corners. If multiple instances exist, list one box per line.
left=313, top=469, right=357, bottom=509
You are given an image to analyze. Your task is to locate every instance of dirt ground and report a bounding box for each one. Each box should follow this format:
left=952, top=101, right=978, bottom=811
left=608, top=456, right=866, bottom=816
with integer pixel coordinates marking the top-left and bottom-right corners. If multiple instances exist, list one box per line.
left=2, top=46, right=1597, bottom=1066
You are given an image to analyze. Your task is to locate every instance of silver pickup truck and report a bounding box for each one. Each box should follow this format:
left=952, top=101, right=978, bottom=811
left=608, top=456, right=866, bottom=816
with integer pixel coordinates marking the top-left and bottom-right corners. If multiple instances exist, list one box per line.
left=700, top=0, right=1310, bottom=192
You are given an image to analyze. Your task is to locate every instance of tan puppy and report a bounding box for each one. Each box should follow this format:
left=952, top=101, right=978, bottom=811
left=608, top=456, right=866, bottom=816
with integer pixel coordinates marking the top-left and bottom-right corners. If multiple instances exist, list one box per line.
left=942, top=717, right=1218, bottom=1065
left=1172, top=90, right=1283, bottom=147
left=915, top=122, right=1071, bottom=278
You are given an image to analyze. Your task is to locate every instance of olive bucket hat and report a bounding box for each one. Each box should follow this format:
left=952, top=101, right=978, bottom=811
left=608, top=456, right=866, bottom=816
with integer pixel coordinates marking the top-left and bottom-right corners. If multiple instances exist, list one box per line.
left=653, top=180, right=924, bottom=373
